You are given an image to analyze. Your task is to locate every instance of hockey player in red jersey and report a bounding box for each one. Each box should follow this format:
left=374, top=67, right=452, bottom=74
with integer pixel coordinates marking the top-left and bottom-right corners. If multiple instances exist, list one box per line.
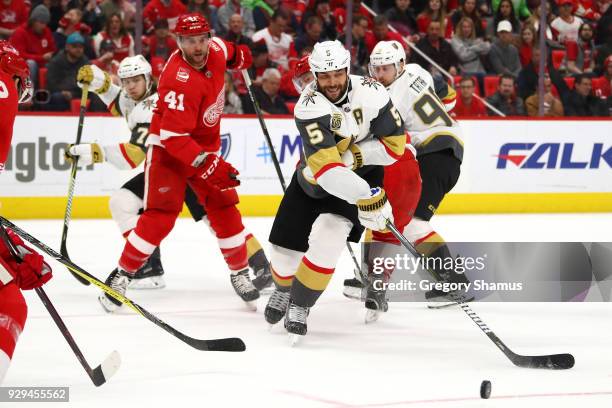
left=98, top=13, right=262, bottom=312
left=0, top=40, right=53, bottom=384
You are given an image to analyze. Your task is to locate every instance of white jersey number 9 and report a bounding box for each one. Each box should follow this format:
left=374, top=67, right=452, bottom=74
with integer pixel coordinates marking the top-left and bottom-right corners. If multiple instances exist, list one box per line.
left=0, top=80, right=8, bottom=99
left=414, top=89, right=452, bottom=127
left=164, top=91, right=185, bottom=111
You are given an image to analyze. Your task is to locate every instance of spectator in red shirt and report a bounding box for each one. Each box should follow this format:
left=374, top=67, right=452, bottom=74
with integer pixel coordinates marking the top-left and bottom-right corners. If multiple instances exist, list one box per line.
left=518, top=24, right=536, bottom=66
left=146, top=19, right=177, bottom=60
left=93, top=12, right=134, bottom=63
left=0, top=0, right=29, bottom=39
left=416, top=0, right=453, bottom=38
left=594, top=55, right=611, bottom=98
left=565, top=22, right=596, bottom=75
left=143, top=0, right=187, bottom=33
left=364, top=15, right=408, bottom=54
left=10, top=4, right=56, bottom=89
left=454, top=76, right=487, bottom=116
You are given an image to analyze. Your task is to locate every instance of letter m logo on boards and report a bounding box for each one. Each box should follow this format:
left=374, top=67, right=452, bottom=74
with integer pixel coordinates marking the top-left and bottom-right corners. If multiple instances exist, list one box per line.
left=496, top=143, right=612, bottom=169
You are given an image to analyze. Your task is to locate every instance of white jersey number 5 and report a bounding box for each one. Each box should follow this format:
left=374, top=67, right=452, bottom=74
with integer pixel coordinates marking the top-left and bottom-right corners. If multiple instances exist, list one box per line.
left=0, top=80, right=8, bottom=99
left=164, top=91, right=185, bottom=111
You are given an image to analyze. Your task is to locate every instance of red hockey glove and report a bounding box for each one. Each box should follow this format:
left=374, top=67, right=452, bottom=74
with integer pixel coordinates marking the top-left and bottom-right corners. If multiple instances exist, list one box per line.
left=228, top=44, right=253, bottom=70
left=0, top=229, right=52, bottom=290
left=195, top=153, right=240, bottom=190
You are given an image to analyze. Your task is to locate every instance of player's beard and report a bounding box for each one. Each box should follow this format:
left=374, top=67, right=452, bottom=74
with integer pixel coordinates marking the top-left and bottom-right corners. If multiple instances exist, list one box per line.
left=320, top=79, right=348, bottom=103
left=184, top=46, right=209, bottom=69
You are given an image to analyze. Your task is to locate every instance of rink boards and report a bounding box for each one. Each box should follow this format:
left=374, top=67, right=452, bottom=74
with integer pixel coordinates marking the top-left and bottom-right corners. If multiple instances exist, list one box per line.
left=1, top=114, right=611, bottom=218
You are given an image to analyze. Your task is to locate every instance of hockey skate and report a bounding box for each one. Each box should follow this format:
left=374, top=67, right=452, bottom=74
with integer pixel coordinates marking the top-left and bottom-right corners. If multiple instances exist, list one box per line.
left=249, top=249, right=272, bottom=292
left=99, top=268, right=132, bottom=313
left=342, top=277, right=364, bottom=300
left=264, top=288, right=290, bottom=327
left=129, top=247, right=166, bottom=290
left=284, top=301, right=309, bottom=346
left=364, top=278, right=389, bottom=324
left=230, top=269, right=260, bottom=310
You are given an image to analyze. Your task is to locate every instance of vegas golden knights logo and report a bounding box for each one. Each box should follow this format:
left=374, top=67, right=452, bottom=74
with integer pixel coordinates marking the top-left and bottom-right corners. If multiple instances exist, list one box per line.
left=330, top=113, right=342, bottom=130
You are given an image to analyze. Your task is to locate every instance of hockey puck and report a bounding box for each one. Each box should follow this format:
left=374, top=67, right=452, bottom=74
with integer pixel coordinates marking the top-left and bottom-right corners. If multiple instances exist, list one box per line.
left=480, top=380, right=492, bottom=399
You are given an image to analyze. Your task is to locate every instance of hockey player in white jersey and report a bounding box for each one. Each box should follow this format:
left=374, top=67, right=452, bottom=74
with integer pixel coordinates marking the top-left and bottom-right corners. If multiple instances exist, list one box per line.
left=67, top=56, right=167, bottom=290
left=65, top=56, right=272, bottom=298
left=367, top=40, right=471, bottom=305
left=264, top=40, right=406, bottom=343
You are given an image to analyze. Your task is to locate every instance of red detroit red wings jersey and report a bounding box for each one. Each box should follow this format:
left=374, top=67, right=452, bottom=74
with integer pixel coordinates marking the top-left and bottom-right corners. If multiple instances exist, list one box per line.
left=150, top=37, right=236, bottom=167
left=0, top=70, right=18, bottom=172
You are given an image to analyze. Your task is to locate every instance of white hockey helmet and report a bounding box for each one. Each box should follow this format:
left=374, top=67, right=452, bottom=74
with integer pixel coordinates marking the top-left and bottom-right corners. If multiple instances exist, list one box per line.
left=368, top=40, right=406, bottom=79
left=308, top=40, right=351, bottom=74
left=118, top=55, right=153, bottom=96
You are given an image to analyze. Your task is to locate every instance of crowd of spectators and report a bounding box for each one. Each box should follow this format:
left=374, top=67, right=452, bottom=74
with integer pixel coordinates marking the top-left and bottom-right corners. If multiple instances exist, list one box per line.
left=1, top=0, right=609, bottom=116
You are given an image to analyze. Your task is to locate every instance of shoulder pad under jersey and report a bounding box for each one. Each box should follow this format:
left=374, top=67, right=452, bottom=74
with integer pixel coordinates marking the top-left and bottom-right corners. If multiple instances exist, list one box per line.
left=294, top=85, right=332, bottom=121
left=349, top=75, right=391, bottom=111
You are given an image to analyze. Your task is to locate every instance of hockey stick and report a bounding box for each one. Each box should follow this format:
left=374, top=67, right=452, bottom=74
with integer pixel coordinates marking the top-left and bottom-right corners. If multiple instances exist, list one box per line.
left=241, top=70, right=286, bottom=191
left=60, top=84, right=91, bottom=286
left=0, top=225, right=121, bottom=386
left=384, top=220, right=575, bottom=370
left=0, top=217, right=246, bottom=353
left=240, top=69, right=364, bottom=277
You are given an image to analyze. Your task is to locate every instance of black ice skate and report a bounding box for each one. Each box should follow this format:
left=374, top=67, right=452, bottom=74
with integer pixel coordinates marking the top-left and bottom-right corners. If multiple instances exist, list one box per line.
left=249, top=249, right=272, bottom=292
left=129, top=247, right=166, bottom=290
left=364, top=278, right=389, bottom=324
left=343, top=277, right=364, bottom=300
left=284, top=301, right=309, bottom=345
left=98, top=268, right=132, bottom=313
left=264, top=288, right=290, bottom=326
left=230, top=269, right=260, bottom=310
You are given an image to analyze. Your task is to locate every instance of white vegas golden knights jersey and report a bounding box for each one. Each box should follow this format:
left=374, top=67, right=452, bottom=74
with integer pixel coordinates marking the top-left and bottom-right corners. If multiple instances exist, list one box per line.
left=96, top=83, right=159, bottom=169
left=294, top=74, right=405, bottom=201
left=387, top=64, right=464, bottom=161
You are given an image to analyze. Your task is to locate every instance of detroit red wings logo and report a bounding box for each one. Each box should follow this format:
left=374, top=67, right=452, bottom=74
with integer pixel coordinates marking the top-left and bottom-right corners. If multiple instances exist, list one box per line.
left=203, top=86, right=225, bottom=127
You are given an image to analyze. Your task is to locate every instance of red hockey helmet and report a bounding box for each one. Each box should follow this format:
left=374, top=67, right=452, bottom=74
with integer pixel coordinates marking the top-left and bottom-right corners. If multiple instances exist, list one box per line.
left=173, top=13, right=211, bottom=37
left=292, top=54, right=314, bottom=93
left=0, top=40, right=32, bottom=103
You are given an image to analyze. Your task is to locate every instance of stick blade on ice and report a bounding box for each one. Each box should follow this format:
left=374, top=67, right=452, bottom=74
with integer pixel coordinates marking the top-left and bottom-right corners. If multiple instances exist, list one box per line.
left=91, top=350, right=121, bottom=387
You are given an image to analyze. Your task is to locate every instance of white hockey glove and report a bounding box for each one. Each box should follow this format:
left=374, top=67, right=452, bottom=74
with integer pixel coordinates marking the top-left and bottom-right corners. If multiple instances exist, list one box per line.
left=340, top=144, right=363, bottom=170
left=65, top=143, right=105, bottom=166
left=77, top=64, right=111, bottom=94
left=356, top=187, right=393, bottom=232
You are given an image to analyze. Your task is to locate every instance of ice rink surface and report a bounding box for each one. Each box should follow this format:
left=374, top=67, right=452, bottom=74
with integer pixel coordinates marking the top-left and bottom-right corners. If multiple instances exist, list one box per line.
left=4, top=214, right=612, bottom=407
